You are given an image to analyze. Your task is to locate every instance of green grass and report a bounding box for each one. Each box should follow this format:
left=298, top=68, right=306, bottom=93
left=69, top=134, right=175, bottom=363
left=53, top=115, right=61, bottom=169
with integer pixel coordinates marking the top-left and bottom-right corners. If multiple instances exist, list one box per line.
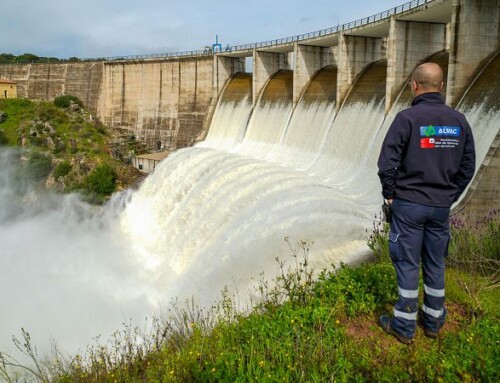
left=1, top=218, right=498, bottom=382
left=0, top=98, right=108, bottom=158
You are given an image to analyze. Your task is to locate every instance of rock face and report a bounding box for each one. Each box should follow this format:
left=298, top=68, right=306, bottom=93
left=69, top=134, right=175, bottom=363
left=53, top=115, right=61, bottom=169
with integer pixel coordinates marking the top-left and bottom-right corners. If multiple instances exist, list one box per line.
left=0, top=57, right=215, bottom=151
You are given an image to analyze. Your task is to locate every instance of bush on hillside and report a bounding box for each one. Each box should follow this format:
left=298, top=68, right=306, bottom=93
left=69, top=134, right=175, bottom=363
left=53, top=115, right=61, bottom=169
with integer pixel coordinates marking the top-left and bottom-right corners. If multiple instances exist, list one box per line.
left=53, top=161, right=72, bottom=179
left=84, top=163, right=116, bottom=196
left=54, top=95, right=83, bottom=109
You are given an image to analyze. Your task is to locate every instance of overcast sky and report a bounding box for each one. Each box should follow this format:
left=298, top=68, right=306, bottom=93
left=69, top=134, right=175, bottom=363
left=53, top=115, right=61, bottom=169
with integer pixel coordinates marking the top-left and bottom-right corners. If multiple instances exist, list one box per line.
left=2, top=0, right=406, bottom=59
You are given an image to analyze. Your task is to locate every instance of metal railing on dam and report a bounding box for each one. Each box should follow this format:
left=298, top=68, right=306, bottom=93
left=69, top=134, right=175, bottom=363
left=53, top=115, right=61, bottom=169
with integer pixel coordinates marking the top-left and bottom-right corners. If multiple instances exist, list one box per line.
left=103, top=49, right=214, bottom=62
left=224, top=0, right=441, bottom=53
left=100, top=0, right=440, bottom=61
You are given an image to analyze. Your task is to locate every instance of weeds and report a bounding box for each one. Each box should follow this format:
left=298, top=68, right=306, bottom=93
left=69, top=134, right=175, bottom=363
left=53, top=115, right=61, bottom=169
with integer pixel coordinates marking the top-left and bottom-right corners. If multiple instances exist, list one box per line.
left=447, top=210, right=500, bottom=314
left=367, top=210, right=389, bottom=263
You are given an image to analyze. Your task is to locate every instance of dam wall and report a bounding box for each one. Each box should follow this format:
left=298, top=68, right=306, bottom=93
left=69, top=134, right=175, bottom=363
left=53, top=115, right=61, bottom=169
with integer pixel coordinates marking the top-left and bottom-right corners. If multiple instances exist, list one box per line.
left=0, top=56, right=214, bottom=150
left=0, top=62, right=104, bottom=114
left=98, top=57, right=214, bottom=149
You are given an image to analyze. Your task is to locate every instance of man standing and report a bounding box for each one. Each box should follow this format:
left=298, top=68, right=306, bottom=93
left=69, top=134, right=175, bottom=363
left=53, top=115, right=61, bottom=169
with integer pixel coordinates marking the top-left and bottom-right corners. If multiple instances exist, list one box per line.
left=377, top=62, right=476, bottom=344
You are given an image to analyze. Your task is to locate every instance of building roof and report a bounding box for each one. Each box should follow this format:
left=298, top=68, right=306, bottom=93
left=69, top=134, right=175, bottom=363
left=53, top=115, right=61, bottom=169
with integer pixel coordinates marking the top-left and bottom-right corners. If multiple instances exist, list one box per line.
left=0, top=79, right=16, bottom=84
left=135, top=151, right=170, bottom=161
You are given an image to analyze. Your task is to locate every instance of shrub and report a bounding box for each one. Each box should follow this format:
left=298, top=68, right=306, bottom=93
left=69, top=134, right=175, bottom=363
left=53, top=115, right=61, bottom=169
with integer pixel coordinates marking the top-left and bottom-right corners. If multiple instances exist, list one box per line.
left=84, top=163, right=116, bottom=196
left=53, top=95, right=83, bottom=109
left=53, top=161, right=72, bottom=179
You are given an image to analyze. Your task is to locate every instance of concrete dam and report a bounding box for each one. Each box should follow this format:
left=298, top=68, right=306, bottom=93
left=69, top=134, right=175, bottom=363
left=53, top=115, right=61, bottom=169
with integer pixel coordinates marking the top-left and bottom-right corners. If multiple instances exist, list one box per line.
left=0, top=0, right=499, bottom=357
left=0, top=0, right=498, bottom=217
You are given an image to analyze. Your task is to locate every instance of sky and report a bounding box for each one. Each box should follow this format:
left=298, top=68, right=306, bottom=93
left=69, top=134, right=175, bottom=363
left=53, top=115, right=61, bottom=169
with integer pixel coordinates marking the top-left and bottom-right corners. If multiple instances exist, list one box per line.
left=2, top=0, right=406, bottom=59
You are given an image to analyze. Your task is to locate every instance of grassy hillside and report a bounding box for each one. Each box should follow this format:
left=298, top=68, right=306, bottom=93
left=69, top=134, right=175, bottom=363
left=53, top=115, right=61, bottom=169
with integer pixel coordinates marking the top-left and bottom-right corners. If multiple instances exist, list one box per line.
left=0, top=97, right=144, bottom=202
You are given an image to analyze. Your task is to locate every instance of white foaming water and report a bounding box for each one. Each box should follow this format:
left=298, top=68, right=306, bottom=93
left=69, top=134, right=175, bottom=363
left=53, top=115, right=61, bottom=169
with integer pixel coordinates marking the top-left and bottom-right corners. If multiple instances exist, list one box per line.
left=201, top=95, right=253, bottom=151
left=309, top=99, right=387, bottom=184
left=274, top=100, right=337, bottom=171
left=235, top=100, right=294, bottom=159
left=458, top=103, right=499, bottom=170
left=120, top=147, right=372, bottom=307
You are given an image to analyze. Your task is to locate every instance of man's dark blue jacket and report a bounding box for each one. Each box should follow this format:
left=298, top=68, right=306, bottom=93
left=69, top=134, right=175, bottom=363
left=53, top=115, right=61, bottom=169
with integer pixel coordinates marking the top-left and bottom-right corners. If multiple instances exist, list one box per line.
left=377, top=92, right=476, bottom=207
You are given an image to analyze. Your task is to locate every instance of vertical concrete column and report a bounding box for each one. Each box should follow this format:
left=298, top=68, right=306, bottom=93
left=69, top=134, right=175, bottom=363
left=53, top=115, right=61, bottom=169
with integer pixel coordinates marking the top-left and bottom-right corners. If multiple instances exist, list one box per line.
left=214, top=55, right=245, bottom=96
left=293, top=43, right=334, bottom=105
left=252, top=50, right=289, bottom=107
left=447, top=0, right=500, bottom=106
left=337, top=33, right=384, bottom=108
left=386, top=17, right=446, bottom=111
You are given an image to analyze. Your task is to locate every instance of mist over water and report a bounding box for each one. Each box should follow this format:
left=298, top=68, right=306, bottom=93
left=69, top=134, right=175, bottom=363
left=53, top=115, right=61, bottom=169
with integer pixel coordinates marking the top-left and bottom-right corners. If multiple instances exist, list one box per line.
left=0, top=149, right=154, bottom=357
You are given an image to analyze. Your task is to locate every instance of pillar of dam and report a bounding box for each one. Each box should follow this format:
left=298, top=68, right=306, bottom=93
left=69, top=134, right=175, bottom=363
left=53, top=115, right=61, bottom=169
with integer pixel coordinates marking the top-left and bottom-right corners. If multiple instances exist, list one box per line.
left=336, top=34, right=384, bottom=109
left=252, top=50, right=289, bottom=107
left=292, top=44, right=335, bottom=105
left=458, top=132, right=500, bottom=218
left=447, top=0, right=500, bottom=106
left=214, top=56, right=245, bottom=96
left=386, top=18, right=446, bottom=111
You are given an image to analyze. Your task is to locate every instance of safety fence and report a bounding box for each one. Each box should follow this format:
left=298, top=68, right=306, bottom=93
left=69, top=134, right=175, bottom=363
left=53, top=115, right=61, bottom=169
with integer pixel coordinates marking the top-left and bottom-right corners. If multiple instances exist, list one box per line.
left=225, top=0, right=439, bottom=53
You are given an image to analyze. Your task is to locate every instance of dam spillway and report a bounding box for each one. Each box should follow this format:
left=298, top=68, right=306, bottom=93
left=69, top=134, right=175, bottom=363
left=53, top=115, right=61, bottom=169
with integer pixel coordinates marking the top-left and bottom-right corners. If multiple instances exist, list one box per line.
left=121, top=49, right=499, bottom=304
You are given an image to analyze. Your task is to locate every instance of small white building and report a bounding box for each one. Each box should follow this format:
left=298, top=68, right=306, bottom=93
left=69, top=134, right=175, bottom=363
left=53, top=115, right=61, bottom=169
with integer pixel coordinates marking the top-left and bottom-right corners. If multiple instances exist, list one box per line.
left=133, top=151, right=170, bottom=174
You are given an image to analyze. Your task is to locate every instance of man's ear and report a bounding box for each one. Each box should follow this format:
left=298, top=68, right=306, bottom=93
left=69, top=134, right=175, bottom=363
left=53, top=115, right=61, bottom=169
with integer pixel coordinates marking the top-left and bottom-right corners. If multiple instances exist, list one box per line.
left=412, top=81, right=418, bottom=93
left=438, top=81, right=444, bottom=91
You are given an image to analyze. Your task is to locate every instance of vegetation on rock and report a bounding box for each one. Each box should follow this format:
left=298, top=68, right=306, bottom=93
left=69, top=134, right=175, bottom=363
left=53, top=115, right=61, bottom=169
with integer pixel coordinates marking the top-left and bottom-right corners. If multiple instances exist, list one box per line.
left=0, top=97, right=144, bottom=202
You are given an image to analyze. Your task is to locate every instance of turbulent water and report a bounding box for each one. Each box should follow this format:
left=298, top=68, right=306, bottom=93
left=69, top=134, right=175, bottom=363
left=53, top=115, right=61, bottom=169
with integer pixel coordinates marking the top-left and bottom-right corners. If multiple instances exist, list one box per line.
left=0, top=53, right=498, bottom=361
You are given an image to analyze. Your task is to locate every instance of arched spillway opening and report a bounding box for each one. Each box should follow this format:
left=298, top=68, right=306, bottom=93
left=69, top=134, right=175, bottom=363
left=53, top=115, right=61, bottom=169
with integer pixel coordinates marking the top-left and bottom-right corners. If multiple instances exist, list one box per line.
left=275, top=65, right=338, bottom=171
left=236, top=70, right=294, bottom=159
left=309, top=60, right=388, bottom=184
left=202, top=73, right=252, bottom=150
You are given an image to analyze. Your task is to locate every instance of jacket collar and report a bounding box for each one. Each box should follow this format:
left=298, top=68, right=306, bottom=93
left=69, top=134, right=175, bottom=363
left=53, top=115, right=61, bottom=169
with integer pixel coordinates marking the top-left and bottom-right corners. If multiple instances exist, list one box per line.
left=411, top=92, right=444, bottom=106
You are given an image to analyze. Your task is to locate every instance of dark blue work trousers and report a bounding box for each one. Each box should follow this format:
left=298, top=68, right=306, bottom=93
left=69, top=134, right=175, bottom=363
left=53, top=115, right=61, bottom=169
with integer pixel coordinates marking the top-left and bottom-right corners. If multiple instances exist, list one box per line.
left=388, top=198, right=450, bottom=338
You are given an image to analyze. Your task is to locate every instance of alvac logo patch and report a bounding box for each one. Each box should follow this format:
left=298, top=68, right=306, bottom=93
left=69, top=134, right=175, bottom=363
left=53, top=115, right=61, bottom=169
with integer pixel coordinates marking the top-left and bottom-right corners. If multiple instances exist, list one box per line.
left=419, top=125, right=461, bottom=149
